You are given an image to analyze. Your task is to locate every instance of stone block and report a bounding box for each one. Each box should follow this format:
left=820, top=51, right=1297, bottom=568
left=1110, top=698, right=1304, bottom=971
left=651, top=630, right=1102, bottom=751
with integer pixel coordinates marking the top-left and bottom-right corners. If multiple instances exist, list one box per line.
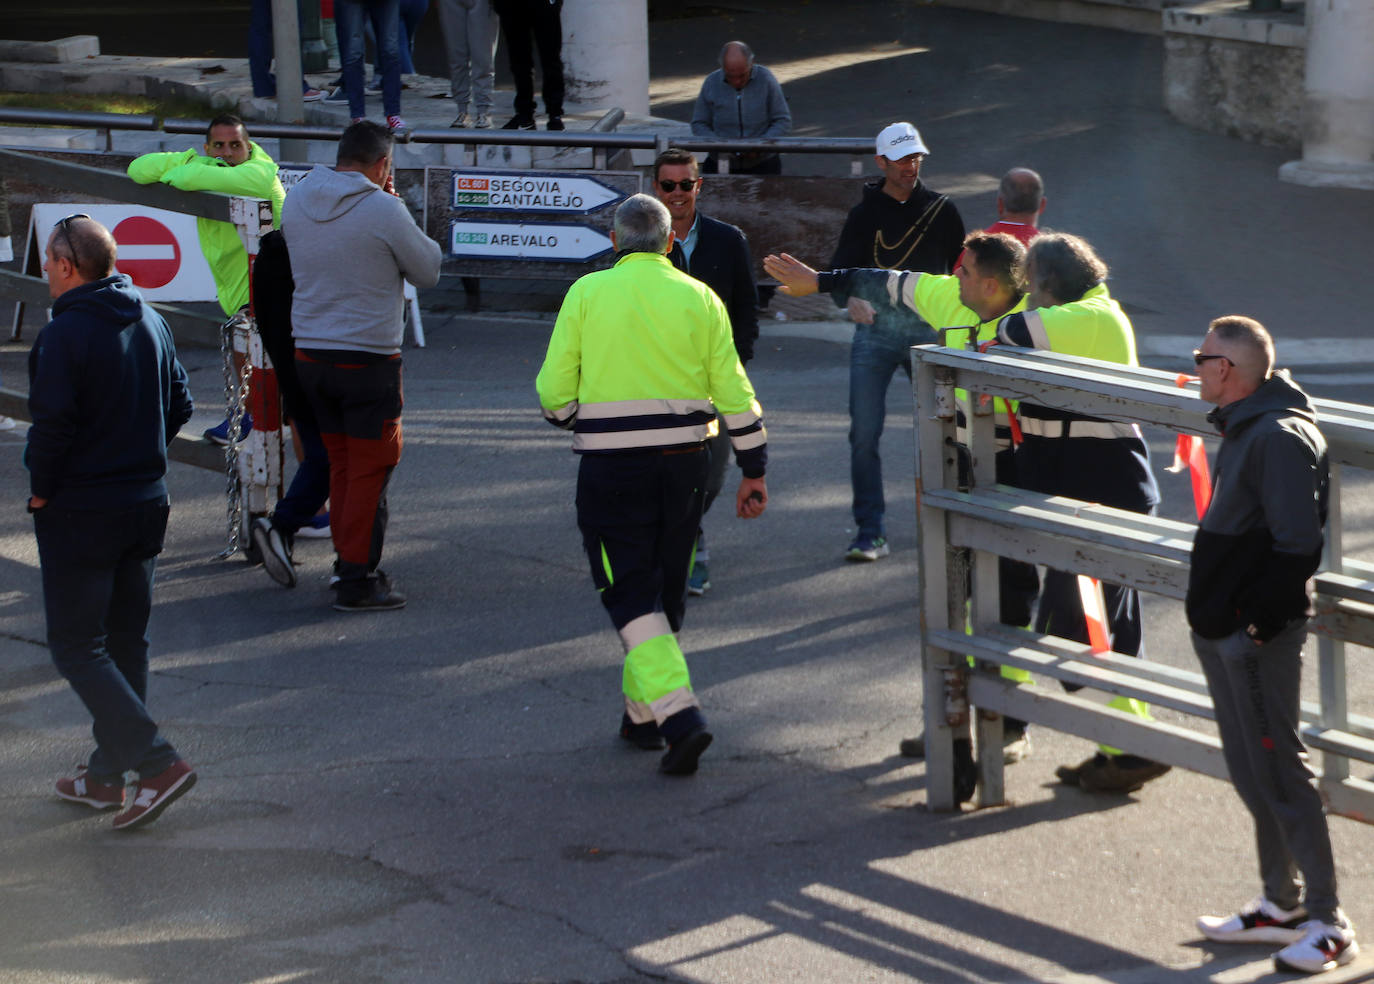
left=1163, top=1, right=1304, bottom=149
left=0, top=36, right=99, bottom=63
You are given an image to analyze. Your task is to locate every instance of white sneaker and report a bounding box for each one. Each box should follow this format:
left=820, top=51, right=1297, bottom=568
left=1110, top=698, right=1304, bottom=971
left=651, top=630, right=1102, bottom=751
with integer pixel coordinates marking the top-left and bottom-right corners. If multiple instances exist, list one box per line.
left=474, top=113, right=493, bottom=129
left=0, top=416, right=16, bottom=431
left=1274, top=914, right=1358, bottom=974
left=1198, top=896, right=1308, bottom=944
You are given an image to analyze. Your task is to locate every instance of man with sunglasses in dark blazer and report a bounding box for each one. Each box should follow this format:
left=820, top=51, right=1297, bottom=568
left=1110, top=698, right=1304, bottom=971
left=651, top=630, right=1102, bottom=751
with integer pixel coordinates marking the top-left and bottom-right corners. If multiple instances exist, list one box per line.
left=654, top=147, right=759, bottom=597
left=29, top=215, right=197, bottom=830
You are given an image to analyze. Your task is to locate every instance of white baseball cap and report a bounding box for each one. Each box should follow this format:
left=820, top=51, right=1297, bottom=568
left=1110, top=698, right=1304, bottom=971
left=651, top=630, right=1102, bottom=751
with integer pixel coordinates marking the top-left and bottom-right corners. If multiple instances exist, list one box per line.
left=875, top=122, right=929, bottom=160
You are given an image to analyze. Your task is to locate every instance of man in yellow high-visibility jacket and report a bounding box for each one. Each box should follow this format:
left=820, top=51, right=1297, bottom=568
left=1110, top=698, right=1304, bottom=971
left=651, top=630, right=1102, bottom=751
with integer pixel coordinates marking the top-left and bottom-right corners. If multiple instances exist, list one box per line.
left=537, top=193, right=769, bottom=776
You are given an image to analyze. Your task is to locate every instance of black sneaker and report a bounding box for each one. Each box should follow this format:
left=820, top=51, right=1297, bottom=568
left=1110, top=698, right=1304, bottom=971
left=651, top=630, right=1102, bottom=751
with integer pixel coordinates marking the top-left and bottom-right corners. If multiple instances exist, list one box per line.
left=546, top=116, right=565, bottom=131
left=660, top=728, right=712, bottom=775
left=502, top=115, right=536, bottom=130
left=619, top=714, right=665, bottom=751
left=333, top=571, right=406, bottom=612
left=250, top=517, right=296, bottom=588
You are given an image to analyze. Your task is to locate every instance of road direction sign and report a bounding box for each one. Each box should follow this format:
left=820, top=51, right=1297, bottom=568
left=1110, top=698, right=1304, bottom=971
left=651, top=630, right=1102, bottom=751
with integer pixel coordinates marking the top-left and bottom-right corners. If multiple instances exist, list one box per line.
left=452, top=171, right=625, bottom=214
left=450, top=221, right=614, bottom=263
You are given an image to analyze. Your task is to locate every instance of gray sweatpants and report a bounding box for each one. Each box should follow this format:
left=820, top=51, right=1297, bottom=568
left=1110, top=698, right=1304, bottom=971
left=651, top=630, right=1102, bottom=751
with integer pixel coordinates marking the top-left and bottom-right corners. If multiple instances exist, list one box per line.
left=438, top=0, right=499, bottom=115
left=1192, top=620, right=1339, bottom=923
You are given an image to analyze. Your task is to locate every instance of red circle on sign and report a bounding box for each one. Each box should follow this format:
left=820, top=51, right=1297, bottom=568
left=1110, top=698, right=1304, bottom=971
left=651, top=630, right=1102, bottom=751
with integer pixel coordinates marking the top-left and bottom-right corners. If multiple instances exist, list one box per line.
left=111, top=215, right=181, bottom=289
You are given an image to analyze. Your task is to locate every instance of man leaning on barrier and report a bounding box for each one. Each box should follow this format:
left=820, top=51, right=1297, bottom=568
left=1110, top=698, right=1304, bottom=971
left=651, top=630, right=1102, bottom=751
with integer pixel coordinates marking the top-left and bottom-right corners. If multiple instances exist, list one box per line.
left=536, top=193, right=768, bottom=777
left=1188, top=316, right=1358, bottom=976
left=764, top=232, right=1040, bottom=773
left=127, top=113, right=286, bottom=445
left=993, top=232, right=1168, bottom=795
left=691, top=40, right=791, bottom=175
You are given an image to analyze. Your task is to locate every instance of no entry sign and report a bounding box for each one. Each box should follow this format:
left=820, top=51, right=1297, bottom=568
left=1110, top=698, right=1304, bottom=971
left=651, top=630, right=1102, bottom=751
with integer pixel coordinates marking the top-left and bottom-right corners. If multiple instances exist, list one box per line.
left=29, top=203, right=218, bottom=303
left=111, top=215, right=181, bottom=288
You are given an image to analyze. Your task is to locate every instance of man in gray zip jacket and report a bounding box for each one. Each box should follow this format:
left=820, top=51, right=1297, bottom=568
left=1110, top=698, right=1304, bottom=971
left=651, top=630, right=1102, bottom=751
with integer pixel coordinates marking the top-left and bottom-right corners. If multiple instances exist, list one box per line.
left=284, top=120, right=443, bottom=612
left=690, top=40, right=791, bottom=174
left=1187, top=315, right=1357, bottom=975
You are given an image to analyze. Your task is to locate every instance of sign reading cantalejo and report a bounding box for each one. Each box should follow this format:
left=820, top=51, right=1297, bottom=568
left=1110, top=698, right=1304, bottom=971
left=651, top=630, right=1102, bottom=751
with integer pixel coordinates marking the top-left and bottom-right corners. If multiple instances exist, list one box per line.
left=452, top=172, right=625, bottom=215
left=426, top=167, right=641, bottom=278
left=450, top=221, right=613, bottom=262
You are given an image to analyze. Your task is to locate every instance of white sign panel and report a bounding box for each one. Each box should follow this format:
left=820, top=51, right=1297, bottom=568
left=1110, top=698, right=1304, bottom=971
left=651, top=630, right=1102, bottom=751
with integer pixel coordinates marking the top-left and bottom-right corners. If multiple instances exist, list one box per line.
left=450, top=221, right=613, bottom=263
left=31, top=202, right=218, bottom=303
left=452, top=171, right=624, bottom=215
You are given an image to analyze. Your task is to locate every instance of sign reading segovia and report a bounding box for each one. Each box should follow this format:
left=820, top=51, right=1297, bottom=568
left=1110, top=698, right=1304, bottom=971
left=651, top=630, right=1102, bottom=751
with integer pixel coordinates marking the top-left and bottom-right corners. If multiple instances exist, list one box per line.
left=452, top=172, right=625, bottom=215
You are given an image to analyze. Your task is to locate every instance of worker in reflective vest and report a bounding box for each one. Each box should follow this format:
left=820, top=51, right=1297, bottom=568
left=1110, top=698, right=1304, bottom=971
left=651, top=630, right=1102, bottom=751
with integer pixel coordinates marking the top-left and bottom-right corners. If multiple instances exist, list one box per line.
left=537, top=194, right=768, bottom=777
left=995, top=231, right=1167, bottom=795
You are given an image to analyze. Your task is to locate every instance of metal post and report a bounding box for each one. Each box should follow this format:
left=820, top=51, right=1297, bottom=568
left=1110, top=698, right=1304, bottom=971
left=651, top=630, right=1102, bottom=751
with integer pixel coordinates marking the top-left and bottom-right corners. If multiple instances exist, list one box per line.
left=1319, top=463, right=1349, bottom=783
left=271, top=0, right=309, bottom=163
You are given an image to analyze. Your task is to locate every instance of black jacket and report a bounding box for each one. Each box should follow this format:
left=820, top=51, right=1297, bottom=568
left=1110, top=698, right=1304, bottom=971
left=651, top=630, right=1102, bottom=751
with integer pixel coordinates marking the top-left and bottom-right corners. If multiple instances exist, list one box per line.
left=827, top=178, right=965, bottom=337
left=252, top=230, right=316, bottom=428
left=27, top=274, right=193, bottom=509
left=1186, top=372, right=1329, bottom=642
left=668, top=212, right=759, bottom=364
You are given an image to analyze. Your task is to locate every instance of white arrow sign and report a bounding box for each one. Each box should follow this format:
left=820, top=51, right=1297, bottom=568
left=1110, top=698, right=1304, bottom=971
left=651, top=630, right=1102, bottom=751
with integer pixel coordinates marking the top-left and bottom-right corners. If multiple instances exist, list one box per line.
left=451, top=221, right=614, bottom=262
left=452, top=171, right=625, bottom=214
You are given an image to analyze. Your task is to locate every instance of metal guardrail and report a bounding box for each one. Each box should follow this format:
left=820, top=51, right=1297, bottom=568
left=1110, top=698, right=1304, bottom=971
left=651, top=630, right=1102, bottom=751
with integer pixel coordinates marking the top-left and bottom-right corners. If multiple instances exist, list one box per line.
left=0, top=106, right=875, bottom=156
left=913, top=344, right=1374, bottom=822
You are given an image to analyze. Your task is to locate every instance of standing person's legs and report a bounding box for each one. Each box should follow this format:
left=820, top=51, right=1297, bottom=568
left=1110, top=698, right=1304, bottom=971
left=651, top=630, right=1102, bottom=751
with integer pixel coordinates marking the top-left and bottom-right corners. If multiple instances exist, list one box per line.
left=249, top=0, right=277, bottom=96
left=335, top=0, right=368, bottom=118
left=530, top=0, right=564, bottom=119
left=657, top=448, right=709, bottom=632
left=438, top=0, right=474, bottom=116
left=366, top=0, right=403, bottom=119
left=268, top=409, right=331, bottom=537
left=498, top=1, right=536, bottom=121
left=1195, top=623, right=1339, bottom=923
left=397, top=0, right=426, bottom=73
left=35, top=502, right=177, bottom=783
left=470, top=0, right=499, bottom=117
left=689, top=427, right=731, bottom=591
left=847, top=328, right=902, bottom=543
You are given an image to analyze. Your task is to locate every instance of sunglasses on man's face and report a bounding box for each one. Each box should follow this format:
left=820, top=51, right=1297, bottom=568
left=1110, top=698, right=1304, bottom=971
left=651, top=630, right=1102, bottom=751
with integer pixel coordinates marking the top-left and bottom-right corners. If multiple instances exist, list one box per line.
left=1192, top=350, right=1234, bottom=367
left=56, top=212, right=91, bottom=271
left=658, top=179, right=698, bottom=193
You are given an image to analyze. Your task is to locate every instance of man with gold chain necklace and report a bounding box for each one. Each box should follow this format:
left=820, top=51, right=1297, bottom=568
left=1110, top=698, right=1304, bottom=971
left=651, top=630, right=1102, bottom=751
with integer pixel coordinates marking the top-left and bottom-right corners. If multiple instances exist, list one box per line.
left=826, top=122, right=965, bottom=561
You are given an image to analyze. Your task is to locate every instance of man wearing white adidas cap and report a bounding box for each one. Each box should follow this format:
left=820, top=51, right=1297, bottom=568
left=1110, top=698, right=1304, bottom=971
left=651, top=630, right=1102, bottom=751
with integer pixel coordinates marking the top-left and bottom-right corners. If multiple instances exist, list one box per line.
left=826, top=122, right=965, bottom=562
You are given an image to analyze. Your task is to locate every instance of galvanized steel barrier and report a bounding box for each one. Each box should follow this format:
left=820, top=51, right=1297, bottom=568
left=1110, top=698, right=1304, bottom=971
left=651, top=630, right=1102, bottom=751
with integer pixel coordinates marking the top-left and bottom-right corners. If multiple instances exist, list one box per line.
left=912, top=343, right=1374, bottom=821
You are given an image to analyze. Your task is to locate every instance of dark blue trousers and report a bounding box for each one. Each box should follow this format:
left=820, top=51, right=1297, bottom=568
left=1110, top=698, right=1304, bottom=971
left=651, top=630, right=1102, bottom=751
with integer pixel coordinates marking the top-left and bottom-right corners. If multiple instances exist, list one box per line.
left=33, top=498, right=178, bottom=782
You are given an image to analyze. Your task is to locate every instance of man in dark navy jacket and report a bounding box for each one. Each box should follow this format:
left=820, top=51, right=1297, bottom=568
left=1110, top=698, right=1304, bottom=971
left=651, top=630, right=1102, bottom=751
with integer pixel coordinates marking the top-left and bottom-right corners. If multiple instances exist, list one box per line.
left=654, top=147, right=759, bottom=596
left=28, top=215, right=197, bottom=831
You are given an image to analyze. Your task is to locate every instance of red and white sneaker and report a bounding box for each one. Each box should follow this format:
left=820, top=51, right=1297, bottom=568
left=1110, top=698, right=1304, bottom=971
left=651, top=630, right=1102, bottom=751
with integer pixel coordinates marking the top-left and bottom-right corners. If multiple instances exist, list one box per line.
left=112, top=759, right=196, bottom=831
left=55, top=765, right=125, bottom=810
left=1197, top=895, right=1309, bottom=944
left=1274, top=915, right=1359, bottom=975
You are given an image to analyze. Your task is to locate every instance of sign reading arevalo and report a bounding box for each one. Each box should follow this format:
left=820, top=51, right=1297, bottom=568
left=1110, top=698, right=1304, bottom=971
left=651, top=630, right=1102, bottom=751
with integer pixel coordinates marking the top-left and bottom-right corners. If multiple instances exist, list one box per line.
left=451, top=221, right=613, bottom=262
left=425, top=166, right=641, bottom=278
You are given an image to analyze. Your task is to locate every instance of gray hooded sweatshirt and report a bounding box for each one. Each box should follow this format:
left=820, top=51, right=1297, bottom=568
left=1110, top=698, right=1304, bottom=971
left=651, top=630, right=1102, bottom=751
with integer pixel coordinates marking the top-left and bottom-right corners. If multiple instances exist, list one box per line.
left=283, top=165, right=442, bottom=355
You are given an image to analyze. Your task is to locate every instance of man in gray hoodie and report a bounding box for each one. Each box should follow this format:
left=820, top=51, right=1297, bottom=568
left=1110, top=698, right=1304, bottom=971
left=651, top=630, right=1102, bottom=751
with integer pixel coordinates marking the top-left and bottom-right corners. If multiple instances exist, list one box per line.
left=283, top=121, right=443, bottom=612
left=1187, top=316, right=1357, bottom=975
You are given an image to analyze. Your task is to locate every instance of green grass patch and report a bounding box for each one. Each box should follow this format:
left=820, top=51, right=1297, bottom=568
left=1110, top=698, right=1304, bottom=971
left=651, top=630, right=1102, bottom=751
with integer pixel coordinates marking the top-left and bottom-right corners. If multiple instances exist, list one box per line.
left=0, top=91, right=216, bottom=123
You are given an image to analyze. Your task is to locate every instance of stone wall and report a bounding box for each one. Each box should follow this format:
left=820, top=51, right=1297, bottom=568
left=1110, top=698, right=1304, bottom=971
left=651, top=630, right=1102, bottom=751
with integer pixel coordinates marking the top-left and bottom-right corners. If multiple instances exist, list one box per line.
left=1163, top=1, right=1305, bottom=149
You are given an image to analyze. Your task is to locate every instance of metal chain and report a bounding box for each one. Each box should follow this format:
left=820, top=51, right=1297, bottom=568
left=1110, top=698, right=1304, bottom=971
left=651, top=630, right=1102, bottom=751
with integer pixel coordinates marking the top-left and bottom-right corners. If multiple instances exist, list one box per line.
left=216, top=311, right=253, bottom=559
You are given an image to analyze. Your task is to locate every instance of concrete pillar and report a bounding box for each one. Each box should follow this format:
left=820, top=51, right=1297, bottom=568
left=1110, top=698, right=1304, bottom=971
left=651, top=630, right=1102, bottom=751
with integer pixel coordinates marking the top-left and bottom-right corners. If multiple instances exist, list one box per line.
left=271, top=0, right=309, bottom=163
left=1279, top=0, right=1374, bottom=190
left=561, top=0, right=649, bottom=116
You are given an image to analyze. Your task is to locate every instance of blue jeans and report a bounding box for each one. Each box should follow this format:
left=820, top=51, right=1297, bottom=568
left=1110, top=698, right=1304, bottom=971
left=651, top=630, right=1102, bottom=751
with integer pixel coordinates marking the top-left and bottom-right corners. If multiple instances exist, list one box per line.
left=849, top=324, right=933, bottom=540
left=271, top=408, right=331, bottom=538
left=249, top=0, right=316, bottom=98
left=33, top=498, right=178, bottom=782
left=336, top=0, right=402, bottom=118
